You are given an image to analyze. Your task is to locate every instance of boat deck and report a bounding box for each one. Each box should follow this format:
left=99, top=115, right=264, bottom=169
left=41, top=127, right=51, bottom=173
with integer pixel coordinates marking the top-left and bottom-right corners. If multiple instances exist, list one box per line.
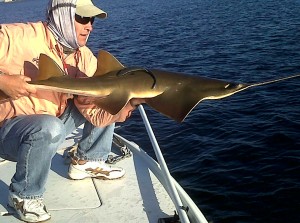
left=0, top=128, right=176, bottom=223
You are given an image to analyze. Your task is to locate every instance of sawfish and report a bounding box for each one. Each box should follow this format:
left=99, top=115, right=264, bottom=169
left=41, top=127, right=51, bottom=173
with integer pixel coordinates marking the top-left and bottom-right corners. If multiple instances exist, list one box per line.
left=0, top=50, right=299, bottom=122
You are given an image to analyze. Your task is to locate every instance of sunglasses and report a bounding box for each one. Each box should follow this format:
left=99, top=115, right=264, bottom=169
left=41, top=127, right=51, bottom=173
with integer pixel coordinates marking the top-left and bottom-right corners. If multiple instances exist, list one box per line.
left=75, top=14, right=95, bottom=25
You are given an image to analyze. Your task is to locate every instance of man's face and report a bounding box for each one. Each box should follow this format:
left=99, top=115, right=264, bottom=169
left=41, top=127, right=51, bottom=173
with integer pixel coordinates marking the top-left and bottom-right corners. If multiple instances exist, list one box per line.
left=74, top=14, right=95, bottom=47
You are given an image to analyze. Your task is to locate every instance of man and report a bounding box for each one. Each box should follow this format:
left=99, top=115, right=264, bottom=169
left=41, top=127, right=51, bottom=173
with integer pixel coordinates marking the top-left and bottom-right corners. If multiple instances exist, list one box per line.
left=0, top=0, right=141, bottom=222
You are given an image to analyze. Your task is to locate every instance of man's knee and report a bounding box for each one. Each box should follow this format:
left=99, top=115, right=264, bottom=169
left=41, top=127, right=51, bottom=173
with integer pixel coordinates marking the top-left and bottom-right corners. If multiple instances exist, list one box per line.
left=31, top=115, right=66, bottom=145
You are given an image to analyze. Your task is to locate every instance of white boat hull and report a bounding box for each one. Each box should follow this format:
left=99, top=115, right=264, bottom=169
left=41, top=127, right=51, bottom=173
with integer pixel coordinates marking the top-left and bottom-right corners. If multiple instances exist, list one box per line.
left=0, top=127, right=207, bottom=223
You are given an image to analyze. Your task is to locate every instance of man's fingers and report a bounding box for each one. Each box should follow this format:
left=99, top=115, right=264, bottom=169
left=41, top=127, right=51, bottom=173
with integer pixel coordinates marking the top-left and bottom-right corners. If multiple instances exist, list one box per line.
left=27, top=85, right=37, bottom=94
left=21, top=76, right=32, bottom=82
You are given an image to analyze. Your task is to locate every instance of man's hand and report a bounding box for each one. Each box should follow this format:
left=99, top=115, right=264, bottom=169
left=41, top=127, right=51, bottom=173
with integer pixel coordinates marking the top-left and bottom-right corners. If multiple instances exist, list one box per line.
left=0, top=75, right=36, bottom=99
left=117, top=98, right=145, bottom=122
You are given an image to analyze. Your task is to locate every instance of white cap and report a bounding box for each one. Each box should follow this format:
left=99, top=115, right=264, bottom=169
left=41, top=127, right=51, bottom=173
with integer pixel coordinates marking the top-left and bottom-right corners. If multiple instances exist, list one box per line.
left=76, top=0, right=107, bottom=18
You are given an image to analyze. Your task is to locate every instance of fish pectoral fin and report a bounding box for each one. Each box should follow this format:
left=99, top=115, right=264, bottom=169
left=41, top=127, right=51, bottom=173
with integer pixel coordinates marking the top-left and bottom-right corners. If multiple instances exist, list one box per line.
left=145, top=87, right=201, bottom=122
left=94, top=50, right=125, bottom=76
left=93, top=91, right=130, bottom=115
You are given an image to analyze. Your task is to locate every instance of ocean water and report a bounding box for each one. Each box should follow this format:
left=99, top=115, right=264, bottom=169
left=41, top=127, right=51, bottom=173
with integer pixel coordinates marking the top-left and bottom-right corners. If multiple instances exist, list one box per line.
left=1, top=0, right=300, bottom=222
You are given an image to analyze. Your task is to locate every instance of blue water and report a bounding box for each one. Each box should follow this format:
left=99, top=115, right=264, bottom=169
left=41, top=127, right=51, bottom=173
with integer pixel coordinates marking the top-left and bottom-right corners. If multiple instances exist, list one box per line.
left=1, top=0, right=300, bottom=222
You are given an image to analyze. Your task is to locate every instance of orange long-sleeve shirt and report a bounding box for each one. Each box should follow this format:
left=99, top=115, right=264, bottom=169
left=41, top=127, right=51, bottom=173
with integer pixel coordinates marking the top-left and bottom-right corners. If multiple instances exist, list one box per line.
left=0, top=22, right=119, bottom=127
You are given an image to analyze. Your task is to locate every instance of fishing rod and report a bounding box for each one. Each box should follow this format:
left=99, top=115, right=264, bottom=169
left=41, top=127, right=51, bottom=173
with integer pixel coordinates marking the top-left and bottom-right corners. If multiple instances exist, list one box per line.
left=138, top=105, right=190, bottom=223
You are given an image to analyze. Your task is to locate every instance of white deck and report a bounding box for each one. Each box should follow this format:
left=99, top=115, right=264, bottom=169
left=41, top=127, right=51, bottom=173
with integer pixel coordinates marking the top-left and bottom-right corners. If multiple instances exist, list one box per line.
left=0, top=128, right=176, bottom=223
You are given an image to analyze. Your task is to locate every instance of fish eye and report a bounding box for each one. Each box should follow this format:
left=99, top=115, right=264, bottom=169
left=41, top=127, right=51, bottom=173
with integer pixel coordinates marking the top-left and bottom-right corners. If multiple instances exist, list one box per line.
left=225, top=83, right=239, bottom=90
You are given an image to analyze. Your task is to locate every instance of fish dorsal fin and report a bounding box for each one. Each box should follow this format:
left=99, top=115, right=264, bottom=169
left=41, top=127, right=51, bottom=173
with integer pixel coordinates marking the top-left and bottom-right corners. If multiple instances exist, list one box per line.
left=38, top=54, right=65, bottom=81
left=94, top=50, right=125, bottom=76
